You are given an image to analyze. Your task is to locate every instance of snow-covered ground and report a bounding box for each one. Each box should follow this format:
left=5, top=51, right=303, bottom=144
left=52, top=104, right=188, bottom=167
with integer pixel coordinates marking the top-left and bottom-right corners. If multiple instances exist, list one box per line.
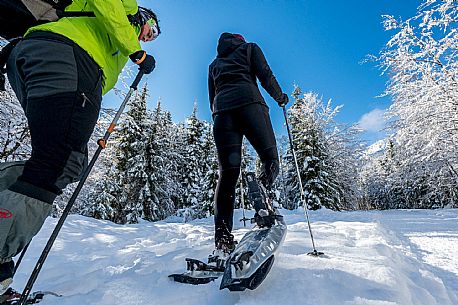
left=11, top=208, right=458, bottom=305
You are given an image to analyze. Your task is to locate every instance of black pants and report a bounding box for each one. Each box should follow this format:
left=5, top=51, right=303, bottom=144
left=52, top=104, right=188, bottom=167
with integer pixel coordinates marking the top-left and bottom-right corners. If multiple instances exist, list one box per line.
left=213, top=103, right=279, bottom=236
left=6, top=32, right=102, bottom=203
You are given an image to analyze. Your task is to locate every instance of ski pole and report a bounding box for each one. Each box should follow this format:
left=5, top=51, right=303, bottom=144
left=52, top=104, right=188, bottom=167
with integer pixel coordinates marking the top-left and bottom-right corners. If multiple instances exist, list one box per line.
left=279, top=154, right=288, bottom=208
left=282, top=106, right=324, bottom=257
left=13, top=242, right=30, bottom=275
left=239, top=146, right=250, bottom=226
left=239, top=169, right=250, bottom=227
left=18, top=70, right=145, bottom=304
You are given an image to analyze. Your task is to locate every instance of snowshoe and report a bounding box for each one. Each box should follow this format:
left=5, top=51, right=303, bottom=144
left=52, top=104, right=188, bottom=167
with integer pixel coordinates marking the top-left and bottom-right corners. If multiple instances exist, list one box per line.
left=0, top=288, right=61, bottom=304
left=169, top=256, right=226, bottom=285
left=220, top=215, right=287, bottom=291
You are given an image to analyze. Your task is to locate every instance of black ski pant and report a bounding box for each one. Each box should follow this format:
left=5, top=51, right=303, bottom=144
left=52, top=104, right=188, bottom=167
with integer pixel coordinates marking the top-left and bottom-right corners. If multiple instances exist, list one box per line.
left=213, top=103, right=279, bottom=238
left=6, top=32, right=102, bottom=202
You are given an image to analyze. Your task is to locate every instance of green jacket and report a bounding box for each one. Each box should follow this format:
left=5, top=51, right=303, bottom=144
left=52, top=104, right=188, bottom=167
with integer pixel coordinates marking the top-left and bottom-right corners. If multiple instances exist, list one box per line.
left=27, top=0, right=142, bottom=95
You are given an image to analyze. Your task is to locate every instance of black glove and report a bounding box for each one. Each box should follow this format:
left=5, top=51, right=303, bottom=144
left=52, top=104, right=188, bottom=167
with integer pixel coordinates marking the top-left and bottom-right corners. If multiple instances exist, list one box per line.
left=278, top=93, right=289, bottom=107
left=129, top=50, right=156, bottom=74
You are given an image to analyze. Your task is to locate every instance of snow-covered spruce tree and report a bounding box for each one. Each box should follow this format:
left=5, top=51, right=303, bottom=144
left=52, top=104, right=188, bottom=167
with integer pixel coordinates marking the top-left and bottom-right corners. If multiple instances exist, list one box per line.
left=177, top=103, right=206, bottom=220
left=83, top=99, right=179, bottom=222
left=285, top=89, right=332, bottom=210
left=107, top=85, right=151, bottom=223
left=172, top=121, right=188, bottom=207
left=285, top=88, right=362, bottom=211
left=82, top=163, right=120, bottom=221
left=272, top=136, right=292, bottom=209
left=162, top=113, right=186, bottom=210
left=198, top=123, right=219, bottom=216
left=376, top=0, right=458, bottom=208
left=142, top=100, right=177, bottom=221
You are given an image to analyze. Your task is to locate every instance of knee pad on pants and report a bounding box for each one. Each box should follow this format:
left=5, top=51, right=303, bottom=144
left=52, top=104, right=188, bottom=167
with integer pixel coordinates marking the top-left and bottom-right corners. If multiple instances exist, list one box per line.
left=55, top=150, right=88, bottom=191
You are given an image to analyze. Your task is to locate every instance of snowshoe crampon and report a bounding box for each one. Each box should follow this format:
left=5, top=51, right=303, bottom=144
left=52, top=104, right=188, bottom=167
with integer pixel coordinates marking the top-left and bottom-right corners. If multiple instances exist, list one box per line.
left=168, top=273, right=220, bottom=285
left=169, top=257, right=226, bottom=285
left=220, top=220, right=287, bottom=291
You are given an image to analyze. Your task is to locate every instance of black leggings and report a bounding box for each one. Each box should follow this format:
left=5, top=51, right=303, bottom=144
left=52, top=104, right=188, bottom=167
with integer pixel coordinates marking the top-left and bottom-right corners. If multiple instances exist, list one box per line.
left=213, top=103, right=279, bottom=234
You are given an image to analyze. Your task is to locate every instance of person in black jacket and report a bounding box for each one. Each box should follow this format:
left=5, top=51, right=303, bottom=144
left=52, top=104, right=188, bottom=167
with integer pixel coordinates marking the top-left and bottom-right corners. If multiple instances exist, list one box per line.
left=208, top=32, right=288, bottom=253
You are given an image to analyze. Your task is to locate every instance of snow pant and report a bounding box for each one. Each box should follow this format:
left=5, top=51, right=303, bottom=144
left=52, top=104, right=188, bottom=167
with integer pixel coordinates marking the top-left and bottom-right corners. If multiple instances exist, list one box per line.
left=0, top=31, right=102, bottom=266
left=213, top=103, right=279, bottom=239
left=0, top=162, right=51, bottom=266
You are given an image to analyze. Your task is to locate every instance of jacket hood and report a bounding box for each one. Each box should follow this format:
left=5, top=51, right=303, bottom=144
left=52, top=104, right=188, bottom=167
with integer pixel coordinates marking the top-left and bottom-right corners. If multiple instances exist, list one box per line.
left=217, top=33, right=245, bottom=57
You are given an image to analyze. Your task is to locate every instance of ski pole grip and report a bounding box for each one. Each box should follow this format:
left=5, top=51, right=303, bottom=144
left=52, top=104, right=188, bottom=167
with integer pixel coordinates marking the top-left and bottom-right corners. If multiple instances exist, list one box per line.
left=131, top=70, right=145, bottom=91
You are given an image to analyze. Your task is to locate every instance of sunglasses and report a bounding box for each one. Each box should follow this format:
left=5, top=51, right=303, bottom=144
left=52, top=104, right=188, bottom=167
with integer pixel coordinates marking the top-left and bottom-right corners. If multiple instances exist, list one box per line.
left=150, top=21, right=159, bottom=40
left=139, top=19, right=159, bottom=42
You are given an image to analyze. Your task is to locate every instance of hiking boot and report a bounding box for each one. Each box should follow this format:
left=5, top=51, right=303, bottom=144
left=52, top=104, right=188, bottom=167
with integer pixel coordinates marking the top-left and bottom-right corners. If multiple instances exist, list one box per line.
left=215, top=225, right=237, bottom=256
left=246, top=172, right=278, bottom=228
left=215, top=233, right=237, bottom=255
left=0, top=261, right=14, bottom=296
left=246, top=172, right=269, bottom=213
left=253, top=210, right=276, bottom=228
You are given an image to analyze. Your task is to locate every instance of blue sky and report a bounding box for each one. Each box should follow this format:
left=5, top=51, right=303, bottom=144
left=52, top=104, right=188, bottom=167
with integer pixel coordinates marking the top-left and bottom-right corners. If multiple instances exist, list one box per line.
left=106, top=0, right=420, bottom=143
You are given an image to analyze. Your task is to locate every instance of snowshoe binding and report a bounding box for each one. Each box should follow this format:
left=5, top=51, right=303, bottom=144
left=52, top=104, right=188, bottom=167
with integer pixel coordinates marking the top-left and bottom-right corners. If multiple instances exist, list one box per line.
left=169, top=256, right=226, bottom=285
left=169, top=224, right=238, bottom=285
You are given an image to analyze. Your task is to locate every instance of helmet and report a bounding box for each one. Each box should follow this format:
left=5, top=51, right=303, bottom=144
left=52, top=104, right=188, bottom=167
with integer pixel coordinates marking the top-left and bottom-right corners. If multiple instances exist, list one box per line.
left=129, top=6, right=161, bottom=38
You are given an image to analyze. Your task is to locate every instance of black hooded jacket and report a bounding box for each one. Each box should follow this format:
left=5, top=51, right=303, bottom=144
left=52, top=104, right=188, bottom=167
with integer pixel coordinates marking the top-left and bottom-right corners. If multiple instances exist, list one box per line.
left=208, top=33, right=284, bottom=114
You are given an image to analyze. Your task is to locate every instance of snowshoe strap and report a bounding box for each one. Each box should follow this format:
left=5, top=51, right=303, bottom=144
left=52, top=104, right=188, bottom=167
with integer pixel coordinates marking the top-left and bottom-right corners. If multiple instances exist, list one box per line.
left=251, top=213, right=284, bottom=228
left=207, top=255, right=226, bottom=269
left=185, top=258, right=224, bottom=272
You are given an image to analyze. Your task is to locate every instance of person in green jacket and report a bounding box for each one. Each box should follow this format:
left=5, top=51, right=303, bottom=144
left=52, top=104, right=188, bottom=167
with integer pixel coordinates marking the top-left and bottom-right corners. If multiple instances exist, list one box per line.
left=0, top=0, right=160, bottom=295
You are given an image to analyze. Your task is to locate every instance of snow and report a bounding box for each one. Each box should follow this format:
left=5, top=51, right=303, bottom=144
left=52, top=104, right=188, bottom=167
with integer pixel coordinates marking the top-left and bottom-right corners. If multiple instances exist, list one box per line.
left=365, top=139, right=386, bottom=156
left=11, top=208, right=458, bottom=305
